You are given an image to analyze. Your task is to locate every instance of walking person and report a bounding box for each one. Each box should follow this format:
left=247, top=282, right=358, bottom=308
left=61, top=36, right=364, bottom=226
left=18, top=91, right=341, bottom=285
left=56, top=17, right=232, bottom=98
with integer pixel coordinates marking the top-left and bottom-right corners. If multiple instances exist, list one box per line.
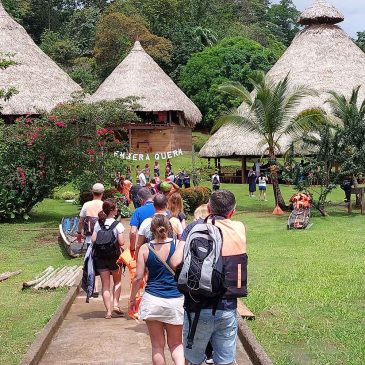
left=248, top=169, right=257, bottom=197
left=145, top=163, right=151, bottom=182
left=77, top=183, right=105, bottom=248
left=211, top=171, right=220, bottom=191
left=91, top=199, right=125, bottom=319
left=129, top=188, right=155, bottom=257
left=171, top=190, right=248, bottom=365
left=129, top=215, right=184, bottom=365
left=130, top=182, right=143, bottom=209
left=167, top=192, right=187, bottom=229
left=139, top=168, right=147, bottom=187
left=154, top=161, right=160, bottom=177
left=258, top=173, right=268, bottom=201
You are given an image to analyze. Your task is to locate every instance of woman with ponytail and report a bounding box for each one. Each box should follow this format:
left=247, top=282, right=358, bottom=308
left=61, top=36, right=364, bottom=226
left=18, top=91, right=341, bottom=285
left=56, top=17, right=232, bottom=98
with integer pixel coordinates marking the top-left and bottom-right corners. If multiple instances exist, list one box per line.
left=129, top=214, right=184, bottom=365
left=92, top=199, right=125, bottom=319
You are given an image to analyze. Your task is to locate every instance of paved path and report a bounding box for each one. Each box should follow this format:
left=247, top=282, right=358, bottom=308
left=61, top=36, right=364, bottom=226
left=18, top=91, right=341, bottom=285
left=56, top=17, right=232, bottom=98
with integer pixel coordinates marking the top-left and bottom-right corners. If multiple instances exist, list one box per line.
left=40, top=220, right=252, bottom=365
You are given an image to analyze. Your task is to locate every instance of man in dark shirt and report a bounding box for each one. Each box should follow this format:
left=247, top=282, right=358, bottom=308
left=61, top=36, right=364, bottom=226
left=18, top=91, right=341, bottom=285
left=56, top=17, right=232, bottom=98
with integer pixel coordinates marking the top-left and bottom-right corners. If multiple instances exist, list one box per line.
left=130, top=183, right=142, bottom=209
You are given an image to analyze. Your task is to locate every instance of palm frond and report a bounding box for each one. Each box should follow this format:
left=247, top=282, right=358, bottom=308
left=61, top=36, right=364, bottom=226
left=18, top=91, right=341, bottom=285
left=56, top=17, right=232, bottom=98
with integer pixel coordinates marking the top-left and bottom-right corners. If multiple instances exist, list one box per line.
left=218, top=82, right=252, bottom=105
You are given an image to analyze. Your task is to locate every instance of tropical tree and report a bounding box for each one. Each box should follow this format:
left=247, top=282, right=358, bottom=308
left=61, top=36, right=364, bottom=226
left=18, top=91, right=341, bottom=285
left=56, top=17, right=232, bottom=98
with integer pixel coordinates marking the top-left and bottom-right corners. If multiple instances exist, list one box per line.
left=326, top=86, right=365, bottom=180
left=216, top=71, right=324, bottom=210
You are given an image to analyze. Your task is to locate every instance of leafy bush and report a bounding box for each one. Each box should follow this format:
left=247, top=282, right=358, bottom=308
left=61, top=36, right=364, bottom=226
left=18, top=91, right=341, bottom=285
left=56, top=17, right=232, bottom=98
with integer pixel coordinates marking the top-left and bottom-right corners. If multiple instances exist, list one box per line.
left=180, top=186, right=211, bottom=214
left=60, top=191, right=77, bottom=200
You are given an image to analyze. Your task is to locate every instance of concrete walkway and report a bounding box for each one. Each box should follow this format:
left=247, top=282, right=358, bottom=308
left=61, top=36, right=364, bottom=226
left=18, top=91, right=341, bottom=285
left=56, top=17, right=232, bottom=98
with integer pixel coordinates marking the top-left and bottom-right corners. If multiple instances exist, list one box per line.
left=40, top=220, right=252, bottom=365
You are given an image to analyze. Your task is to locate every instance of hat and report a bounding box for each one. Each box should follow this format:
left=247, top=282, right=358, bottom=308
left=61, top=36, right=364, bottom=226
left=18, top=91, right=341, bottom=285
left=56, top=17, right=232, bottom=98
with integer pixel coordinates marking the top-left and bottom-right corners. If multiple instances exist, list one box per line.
left=92, top=183, right=105, bottom=193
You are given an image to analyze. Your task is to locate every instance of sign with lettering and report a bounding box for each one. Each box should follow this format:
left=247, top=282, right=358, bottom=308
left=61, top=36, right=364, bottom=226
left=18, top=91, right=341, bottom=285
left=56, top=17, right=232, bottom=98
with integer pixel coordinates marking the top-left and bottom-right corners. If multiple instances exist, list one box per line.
left=114, top=149, right=184, bottom=161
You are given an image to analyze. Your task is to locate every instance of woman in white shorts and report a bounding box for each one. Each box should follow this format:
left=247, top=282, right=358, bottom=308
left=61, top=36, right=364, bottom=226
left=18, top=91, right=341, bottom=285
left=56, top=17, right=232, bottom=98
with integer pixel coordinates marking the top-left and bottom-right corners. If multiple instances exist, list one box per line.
left=129, top=214, right=184, bottom=365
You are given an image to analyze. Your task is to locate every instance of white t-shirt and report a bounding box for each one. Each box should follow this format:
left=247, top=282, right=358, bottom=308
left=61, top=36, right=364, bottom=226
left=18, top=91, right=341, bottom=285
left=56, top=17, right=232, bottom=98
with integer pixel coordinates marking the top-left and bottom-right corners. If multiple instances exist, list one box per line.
left=258, top=177, right=267, bottom=187
left=212, top=174, right=220, bottom=184
left=138, top=214, right=183, bottom=242
left=139, top=172, right=147, bottom=186
left=93, top=218, right=125, bottom=238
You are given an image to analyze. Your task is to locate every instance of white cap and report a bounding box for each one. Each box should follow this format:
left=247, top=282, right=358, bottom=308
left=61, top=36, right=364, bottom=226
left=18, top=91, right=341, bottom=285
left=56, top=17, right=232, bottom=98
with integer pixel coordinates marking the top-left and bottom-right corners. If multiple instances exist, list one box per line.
left=92, top=183, right=105, bottom=193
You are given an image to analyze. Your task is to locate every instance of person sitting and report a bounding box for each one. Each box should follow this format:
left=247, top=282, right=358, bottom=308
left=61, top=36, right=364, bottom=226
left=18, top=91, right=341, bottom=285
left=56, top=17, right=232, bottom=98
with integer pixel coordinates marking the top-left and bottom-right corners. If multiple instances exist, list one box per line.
left=129, top=215, right=184, bottom=365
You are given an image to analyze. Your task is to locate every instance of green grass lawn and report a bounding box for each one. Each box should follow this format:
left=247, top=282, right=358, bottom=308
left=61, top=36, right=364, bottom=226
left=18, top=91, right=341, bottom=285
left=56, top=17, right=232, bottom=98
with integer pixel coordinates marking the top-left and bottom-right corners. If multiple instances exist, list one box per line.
left=1, top=183, right=364, bottom=364
left=223, top=184, right=365, bottom=365
left=0, top=200, right=81, bottom=365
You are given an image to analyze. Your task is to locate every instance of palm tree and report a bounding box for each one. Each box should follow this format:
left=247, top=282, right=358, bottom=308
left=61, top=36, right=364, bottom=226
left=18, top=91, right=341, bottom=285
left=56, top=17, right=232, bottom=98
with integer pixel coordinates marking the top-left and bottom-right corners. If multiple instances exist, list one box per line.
left=215, top=71, right=324, bottom=210
left=326, top=86, right=365, bottom=184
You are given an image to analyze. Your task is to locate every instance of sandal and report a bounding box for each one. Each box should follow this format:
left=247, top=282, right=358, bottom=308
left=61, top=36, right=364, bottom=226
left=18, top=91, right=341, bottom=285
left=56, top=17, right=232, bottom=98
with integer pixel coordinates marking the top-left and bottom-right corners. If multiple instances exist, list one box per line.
left=112, top=307, right=124, bottom=316
left=105, top=313, right=112, bottom=319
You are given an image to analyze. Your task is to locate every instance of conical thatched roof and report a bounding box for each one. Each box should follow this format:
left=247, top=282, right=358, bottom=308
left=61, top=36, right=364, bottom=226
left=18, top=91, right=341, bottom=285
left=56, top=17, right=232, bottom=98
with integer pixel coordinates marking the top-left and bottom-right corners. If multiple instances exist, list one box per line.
left=89, top=41, right=202, bottom=127
left=0, top=1, right=82, bottom=115
left=200, top=0, right=365, bottom=158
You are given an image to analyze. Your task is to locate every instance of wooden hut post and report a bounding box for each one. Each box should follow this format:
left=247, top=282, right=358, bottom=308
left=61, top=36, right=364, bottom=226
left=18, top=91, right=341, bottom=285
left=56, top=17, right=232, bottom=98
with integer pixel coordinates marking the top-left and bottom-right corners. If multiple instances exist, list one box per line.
left=241, top=157, right=247, bottom=184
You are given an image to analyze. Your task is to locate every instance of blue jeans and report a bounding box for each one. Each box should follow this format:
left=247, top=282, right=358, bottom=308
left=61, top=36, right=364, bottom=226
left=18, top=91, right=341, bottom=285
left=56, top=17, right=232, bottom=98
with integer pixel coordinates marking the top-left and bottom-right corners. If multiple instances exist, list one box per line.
left=183, top=309, right=238, bottom=365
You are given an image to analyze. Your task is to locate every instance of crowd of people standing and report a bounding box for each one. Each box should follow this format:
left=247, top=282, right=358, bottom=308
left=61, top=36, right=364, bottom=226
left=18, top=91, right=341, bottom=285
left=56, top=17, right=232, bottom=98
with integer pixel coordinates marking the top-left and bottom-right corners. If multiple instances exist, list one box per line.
left=79, top=178, right=248, bottom=365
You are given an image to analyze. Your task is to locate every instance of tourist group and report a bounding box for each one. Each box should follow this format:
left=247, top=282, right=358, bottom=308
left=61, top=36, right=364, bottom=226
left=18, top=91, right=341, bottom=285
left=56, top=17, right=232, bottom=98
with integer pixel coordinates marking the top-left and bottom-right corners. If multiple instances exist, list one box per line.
left=78, top=180, right=247, bottom=365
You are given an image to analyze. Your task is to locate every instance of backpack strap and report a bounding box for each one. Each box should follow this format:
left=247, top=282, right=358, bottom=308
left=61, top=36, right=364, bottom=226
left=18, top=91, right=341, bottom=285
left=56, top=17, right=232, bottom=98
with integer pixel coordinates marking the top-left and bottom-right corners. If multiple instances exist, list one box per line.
left=103, top=220, right=119, bottom=231
left=186, top=302, right=202, bottom=349
left=146, top=242, right=175, bottom=276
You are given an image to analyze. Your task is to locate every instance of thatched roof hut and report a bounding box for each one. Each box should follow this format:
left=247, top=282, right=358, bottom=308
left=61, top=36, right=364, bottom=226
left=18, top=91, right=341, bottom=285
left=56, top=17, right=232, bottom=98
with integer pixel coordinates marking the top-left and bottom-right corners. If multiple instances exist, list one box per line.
left=200, top=0, right=365, bottom=159
left=89, top=41, right=202, bottom=127
left=0, top=1, right=82, bottom=116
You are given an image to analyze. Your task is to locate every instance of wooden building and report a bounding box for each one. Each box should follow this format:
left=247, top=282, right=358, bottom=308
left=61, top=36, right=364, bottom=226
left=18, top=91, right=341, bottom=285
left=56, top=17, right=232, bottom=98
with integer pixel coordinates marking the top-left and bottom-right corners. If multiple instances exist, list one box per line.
left=90, top=41, right=202, bottom=153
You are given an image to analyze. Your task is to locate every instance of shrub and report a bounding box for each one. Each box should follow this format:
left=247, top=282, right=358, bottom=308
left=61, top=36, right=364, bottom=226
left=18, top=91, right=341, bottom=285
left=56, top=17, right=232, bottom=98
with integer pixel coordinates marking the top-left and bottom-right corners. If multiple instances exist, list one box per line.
left=60, top=191, right=77, bottom=200
left=180, top=186, right=211, bottom=214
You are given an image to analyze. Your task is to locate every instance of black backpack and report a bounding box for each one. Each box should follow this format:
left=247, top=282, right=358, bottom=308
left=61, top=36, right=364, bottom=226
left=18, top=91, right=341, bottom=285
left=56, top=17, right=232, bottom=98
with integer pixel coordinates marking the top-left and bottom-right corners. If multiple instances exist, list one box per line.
left=94, top=221, right=119, bottom=258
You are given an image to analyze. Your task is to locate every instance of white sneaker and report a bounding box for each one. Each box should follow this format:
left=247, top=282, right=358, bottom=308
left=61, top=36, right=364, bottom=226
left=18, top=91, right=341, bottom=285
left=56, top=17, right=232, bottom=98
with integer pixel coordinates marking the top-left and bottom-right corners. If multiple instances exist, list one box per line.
left=205, top=358, right=214, bottom=364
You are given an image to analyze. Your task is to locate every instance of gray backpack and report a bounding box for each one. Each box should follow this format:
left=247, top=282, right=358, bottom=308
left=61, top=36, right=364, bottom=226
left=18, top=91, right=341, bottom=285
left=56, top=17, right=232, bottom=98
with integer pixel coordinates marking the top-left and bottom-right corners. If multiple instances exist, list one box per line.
left=177, top=217, right=226, bottom=349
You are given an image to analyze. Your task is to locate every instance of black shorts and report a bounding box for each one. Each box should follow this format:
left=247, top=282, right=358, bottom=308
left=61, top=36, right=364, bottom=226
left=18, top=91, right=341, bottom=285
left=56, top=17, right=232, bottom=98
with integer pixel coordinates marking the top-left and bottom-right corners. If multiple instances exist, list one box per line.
left=94, top=255, right=119, bottom=273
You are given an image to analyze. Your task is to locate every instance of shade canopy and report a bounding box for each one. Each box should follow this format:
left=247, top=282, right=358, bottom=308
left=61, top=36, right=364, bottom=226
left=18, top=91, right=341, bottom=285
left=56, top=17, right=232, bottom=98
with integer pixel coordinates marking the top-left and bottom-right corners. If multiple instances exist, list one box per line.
left=89, top=41, right=202, bottom=127
left=0, top=1, right=82, bottom=115
left=200, top=0, right=365, bottom=158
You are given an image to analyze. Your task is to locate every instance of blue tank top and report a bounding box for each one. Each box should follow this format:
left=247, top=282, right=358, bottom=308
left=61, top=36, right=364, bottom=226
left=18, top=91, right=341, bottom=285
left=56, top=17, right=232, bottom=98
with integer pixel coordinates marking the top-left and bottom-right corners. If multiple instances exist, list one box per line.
left=145, top=241, right=182, bottom=299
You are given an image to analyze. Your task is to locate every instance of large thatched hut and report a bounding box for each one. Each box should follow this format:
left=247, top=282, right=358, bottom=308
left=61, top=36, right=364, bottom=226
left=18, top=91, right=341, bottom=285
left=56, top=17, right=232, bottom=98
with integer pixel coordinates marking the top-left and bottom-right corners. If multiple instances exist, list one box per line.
left=200, top=0, right=365, bottom=182
left=0, top=1, right=82, bottom=121
left=90, top=41, right=202, bottom=153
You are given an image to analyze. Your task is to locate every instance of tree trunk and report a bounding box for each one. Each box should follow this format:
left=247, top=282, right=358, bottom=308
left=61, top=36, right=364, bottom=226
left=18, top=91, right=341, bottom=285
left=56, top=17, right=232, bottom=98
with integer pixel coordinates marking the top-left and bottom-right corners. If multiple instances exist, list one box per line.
left=270, top=151, right=288, bottom=210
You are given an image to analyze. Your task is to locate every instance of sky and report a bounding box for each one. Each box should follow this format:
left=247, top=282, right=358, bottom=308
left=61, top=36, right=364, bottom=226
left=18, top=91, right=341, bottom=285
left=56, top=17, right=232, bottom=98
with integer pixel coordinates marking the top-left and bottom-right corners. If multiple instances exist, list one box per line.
left=271, top=0, right=364, bottom=37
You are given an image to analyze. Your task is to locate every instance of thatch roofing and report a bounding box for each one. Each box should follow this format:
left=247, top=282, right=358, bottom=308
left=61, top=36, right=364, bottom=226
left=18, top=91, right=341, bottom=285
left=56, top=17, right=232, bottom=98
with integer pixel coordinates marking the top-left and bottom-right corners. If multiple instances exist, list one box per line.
left=0, top=1, right=82, bottom=115
left=299, top=0, right=344, bottom=25
left=89, top=41, right=202, bottom=127
left=200, top=0, right=365, bottom=158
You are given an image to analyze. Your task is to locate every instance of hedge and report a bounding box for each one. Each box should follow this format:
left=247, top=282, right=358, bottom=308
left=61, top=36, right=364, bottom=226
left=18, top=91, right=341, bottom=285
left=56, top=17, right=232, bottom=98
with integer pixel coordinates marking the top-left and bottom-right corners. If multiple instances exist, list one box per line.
left=181, top=186, right=211, bottom=214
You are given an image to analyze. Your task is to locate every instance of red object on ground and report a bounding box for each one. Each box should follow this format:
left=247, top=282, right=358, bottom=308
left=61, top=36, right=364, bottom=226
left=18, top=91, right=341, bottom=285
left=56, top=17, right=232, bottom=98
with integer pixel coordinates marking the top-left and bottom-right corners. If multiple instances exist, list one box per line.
left=272, top=205, right=284, bottom=215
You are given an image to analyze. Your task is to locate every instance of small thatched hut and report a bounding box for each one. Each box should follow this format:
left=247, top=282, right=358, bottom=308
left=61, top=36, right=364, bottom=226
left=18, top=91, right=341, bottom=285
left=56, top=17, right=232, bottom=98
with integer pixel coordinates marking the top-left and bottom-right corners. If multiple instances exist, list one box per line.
left=0, top=1, right=82, bottom=121
left=200, top=0, right=365, bottom=182
left=90, top=41, right=202, bottom=153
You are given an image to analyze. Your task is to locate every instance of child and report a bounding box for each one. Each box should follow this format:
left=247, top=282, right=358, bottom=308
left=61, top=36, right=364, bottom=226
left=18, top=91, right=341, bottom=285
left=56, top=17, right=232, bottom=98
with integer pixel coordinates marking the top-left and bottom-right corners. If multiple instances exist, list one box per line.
left=258, top=173, right=268, bottom=201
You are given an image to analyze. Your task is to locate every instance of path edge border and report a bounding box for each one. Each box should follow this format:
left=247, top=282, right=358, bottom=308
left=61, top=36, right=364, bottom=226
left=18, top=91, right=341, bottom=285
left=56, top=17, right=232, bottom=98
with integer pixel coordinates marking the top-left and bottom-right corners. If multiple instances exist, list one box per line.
left=20, top=280, right=81, bottom=365
left=237, top=301, right=273, bottom=365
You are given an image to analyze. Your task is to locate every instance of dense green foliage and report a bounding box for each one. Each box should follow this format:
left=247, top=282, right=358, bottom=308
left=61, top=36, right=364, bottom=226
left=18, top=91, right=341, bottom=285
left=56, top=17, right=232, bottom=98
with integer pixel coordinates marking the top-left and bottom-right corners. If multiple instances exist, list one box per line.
left=180, top=186, right=211, bottom=213
left=179, top=37, right=280, bottom=129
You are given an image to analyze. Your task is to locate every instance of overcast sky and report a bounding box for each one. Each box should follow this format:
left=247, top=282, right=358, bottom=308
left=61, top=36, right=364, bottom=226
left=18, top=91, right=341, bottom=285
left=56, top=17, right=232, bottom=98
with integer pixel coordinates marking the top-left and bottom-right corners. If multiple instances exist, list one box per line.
left=271, top=0, right=364, bottom=37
